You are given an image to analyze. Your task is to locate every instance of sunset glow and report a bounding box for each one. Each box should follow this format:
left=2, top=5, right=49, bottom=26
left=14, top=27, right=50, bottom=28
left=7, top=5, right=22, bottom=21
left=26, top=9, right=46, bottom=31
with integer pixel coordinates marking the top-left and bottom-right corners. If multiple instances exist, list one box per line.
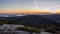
left=0, top=0, right=60, bottom=14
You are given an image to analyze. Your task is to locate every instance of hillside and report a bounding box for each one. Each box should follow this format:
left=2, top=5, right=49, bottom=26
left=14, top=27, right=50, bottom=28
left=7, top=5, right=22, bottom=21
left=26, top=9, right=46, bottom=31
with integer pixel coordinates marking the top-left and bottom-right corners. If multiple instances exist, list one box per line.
left=0, top=15, right=60, bottom=33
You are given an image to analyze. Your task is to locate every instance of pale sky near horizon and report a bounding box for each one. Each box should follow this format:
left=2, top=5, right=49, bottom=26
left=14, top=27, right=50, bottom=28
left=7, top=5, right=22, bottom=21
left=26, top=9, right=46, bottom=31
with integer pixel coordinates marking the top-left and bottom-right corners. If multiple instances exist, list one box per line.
left=0, top=0, right=60, bottom=14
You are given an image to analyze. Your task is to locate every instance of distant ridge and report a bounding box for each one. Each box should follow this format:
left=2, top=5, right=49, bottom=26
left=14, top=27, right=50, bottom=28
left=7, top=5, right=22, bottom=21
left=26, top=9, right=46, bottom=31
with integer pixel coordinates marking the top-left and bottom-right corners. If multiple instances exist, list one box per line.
left=0, top=14, right=60, bottom=23
left=0, top=14, right=26, bottom=17
left=1, top=15, right=60, bottom=27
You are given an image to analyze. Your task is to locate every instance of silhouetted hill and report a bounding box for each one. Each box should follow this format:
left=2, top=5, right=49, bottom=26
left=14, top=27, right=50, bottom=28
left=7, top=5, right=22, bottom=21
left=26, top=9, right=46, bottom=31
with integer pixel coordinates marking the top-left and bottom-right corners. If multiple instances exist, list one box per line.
left=0, top=15, right=60, bottom=27
left=0, top=15, right=60, bottom=33
left=16, top=15, right=60, bottom=27
left=39, top=14, right=60, bottom=23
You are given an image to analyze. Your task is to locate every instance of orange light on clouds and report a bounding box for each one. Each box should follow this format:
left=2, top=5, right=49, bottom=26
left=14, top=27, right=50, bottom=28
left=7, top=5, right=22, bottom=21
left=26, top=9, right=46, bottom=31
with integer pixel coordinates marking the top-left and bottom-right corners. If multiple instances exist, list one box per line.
left=55, top=9, right=60, bottom=14
left=0, top=9, right=56, bottom=14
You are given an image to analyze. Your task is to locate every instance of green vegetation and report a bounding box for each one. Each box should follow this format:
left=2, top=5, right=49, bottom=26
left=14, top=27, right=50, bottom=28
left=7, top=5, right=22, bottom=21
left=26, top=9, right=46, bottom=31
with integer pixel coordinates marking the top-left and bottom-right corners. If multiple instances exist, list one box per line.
left=16, top=26, right=40, bottom=32
left=0, top=19, right=60, bottom=33
left=0, top=19, right=4, bottom=25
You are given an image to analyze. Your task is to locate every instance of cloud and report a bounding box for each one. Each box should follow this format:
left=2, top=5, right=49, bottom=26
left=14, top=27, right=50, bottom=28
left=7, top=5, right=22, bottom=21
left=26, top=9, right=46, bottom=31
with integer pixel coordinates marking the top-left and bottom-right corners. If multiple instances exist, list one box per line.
left=36, top=0, right=60, bottom=13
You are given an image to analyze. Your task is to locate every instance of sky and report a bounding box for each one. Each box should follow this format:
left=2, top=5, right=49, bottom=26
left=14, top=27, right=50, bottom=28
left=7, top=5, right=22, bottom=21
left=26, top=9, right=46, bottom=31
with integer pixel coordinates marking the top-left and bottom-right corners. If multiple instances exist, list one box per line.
left=0, top=0, right=60, bottom=14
